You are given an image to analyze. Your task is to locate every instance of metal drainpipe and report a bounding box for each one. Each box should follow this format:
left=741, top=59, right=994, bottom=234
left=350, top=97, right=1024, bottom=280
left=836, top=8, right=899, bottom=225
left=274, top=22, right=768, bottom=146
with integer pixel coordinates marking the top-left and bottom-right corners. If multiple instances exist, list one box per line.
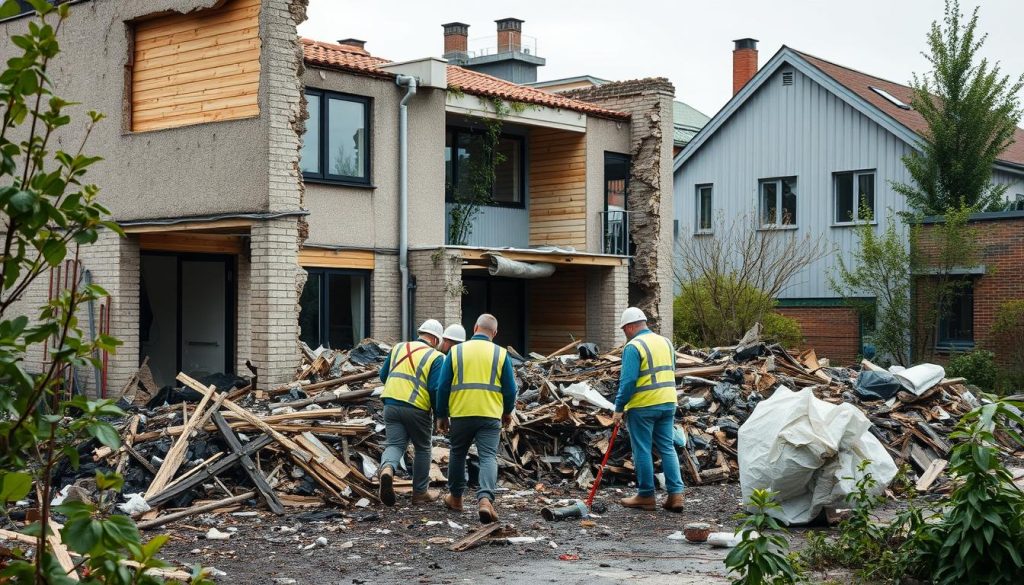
left=396, top=74, right=418, bottom=341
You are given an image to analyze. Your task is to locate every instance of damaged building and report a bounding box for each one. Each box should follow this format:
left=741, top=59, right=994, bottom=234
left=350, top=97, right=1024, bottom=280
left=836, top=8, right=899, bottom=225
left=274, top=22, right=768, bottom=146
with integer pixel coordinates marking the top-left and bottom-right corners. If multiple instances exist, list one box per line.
left=2, top=2, right=676, bottom=392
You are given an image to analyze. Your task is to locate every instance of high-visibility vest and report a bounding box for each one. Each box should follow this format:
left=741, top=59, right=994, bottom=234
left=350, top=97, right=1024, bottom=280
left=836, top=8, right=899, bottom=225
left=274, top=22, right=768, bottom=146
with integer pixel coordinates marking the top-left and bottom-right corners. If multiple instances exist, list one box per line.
left=381, top=340, right=440, bottom=411
left=449, top=339, right=508, bottom=419
left=624, top=332, right=677, bottom=411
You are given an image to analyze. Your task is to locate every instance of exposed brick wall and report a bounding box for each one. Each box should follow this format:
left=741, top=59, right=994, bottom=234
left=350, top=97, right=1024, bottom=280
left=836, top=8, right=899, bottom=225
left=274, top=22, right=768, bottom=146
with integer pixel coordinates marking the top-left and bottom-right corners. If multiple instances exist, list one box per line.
left=733, top=48, right=758, bottom=95
left=564, top=78, right=676, bottom=341
left=914, top=214, right=1024, bottom=366
left=249, top=218, right=301, bottom=387
left=235, top=252, right=252, bottom=375
left=409, top=249, right=463, bottom=331
left=585, top=263, right=629, bottom=352
left=776, top=306, right=861, bottom=366
left=371, top=252, right=401, bottom=344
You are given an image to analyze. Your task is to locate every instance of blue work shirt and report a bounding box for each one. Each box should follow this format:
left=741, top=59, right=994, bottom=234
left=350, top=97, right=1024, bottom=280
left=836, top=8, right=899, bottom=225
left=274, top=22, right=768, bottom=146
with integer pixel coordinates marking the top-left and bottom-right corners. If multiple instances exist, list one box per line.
left=614, top=328, right=654, bottom=412
left=379, top=337, right=445, bottom=412
left=435, top=333, right=518, bottom=418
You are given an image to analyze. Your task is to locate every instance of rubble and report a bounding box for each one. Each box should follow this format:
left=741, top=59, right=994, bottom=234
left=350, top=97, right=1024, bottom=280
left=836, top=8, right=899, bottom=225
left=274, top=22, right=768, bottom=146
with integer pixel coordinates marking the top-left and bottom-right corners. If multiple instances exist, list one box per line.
left=7, top=332, right=1018, bottom=546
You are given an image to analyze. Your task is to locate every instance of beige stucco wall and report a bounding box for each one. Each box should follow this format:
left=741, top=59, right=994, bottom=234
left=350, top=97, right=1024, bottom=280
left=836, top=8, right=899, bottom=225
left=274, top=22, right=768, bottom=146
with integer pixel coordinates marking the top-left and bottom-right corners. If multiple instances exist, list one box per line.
left=0, top=0, right=278, bottom=221
left=584, top=116, right=632, bottom=254
left=301, top=68, right=447, bottom=250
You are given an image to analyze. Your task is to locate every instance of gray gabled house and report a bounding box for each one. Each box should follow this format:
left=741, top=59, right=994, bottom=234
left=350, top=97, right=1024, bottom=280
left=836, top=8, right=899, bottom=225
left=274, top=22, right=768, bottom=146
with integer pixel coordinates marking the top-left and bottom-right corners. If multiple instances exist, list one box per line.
left=673, top=40, right=1024, bottom=363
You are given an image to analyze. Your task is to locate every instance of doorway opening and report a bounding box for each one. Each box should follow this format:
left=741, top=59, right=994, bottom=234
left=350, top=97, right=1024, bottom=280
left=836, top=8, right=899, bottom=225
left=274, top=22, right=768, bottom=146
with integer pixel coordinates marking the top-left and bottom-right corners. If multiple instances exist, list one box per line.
left=461, top=275, right=526, bottom=354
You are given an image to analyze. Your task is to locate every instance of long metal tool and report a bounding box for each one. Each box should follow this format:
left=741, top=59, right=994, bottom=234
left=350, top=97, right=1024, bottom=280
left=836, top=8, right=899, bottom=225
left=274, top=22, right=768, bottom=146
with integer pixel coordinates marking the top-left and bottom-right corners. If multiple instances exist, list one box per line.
left=541, top=421, right=621, bottom=521
left=585, top=421, right=620, bottom=509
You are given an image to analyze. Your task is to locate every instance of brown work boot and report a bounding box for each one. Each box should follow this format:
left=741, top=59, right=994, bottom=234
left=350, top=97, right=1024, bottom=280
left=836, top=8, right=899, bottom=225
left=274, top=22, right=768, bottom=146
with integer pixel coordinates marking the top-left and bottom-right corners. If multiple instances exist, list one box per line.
left=443, top=493, right=463, bottom=512
left=619, top=494, right=656, bottom=511
left=411, top=489, right=440, bottom=504
left=378, top=466, right=395, bottom=507
left=663, top=493, right=685, bottom=513
left=478, top=498, right=499, bottom=524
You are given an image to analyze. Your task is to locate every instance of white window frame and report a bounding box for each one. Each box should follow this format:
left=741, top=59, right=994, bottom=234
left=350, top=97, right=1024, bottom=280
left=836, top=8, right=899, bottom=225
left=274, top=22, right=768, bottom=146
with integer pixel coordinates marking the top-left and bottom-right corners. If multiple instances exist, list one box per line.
left=695, top=184, right=713, bottom=234
left=758, top=176, right=798, bottom=229
left=833, top=170, right=876, bottom=225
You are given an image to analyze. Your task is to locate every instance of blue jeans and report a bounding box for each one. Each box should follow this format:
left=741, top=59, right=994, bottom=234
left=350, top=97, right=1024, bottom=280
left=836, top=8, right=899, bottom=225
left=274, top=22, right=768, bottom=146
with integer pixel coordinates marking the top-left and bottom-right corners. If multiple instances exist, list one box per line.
left=448, top=416, right=501, bottom=502
left=625, top=404, right=685, bottom=497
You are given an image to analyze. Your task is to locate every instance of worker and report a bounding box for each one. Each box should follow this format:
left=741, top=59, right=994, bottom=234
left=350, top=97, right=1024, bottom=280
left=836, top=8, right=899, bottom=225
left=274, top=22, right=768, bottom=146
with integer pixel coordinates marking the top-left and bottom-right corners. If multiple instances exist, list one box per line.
left=377, top=319, right=446, bottom=506
left=611, top=307, right=685, bottom=513
left=440, top=323, right=466, bottom=354
left=435, top=313, right=518, bottom=523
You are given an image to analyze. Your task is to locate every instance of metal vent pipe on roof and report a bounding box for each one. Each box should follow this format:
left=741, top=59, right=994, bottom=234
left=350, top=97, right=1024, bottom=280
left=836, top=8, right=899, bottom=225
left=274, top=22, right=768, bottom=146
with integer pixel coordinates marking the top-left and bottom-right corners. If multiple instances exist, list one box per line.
left=396, top=74, right=418, bottom=341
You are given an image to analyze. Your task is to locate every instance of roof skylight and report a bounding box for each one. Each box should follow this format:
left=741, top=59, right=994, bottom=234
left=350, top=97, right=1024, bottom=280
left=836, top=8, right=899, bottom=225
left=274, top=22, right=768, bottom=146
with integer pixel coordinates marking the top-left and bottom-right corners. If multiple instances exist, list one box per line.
left=869, top=86, right=912, bottom=110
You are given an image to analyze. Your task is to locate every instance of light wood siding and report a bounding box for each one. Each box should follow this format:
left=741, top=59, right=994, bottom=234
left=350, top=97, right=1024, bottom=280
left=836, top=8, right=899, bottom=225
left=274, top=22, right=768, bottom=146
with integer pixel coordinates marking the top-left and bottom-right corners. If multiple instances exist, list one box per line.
left=138, top=233, right=244, bottom=255
left=528, top=128, right=587, bottom=248
left=131, top=0, right=261, bottom=132
left=298, top=248, right=375, bottom=270
left=528, top=267, right=586, bottom=354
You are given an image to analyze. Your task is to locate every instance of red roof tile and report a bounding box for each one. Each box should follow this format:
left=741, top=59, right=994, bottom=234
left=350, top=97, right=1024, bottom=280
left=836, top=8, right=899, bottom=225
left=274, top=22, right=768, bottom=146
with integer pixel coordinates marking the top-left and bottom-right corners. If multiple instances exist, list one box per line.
left=299, top=38, right=629, bottom=121
left=795, top=50, right=1024, bottom=167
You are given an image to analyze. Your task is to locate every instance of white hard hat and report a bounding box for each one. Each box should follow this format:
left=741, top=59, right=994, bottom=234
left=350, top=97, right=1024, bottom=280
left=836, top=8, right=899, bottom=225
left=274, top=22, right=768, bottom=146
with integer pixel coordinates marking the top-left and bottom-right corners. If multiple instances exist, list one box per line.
left=619, top=307, right=647, bottom=328
left=418, top=319, right=444, bottom=340
left=443, top=324, right=466, bottom=342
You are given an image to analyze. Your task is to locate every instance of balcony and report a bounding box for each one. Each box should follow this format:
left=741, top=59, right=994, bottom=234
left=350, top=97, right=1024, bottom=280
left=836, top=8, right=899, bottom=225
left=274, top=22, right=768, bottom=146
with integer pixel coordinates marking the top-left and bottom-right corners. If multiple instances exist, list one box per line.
left=599, top=209, right=631, bottom=256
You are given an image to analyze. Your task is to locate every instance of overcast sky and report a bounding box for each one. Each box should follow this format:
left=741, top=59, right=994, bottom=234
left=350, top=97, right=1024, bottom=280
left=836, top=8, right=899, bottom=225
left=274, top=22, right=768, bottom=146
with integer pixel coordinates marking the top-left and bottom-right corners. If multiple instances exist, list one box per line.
left=298, top=0, right=1024, bottom=118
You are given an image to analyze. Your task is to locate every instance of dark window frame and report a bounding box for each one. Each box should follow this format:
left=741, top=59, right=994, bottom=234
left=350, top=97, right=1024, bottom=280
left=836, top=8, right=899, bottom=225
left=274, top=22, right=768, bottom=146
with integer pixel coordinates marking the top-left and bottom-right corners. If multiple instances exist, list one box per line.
left=695, top=183, right=713, bottom=234
left=444, top=126, right=527, bottom=209
left=832, top=169, right=877, bottom=225
left=299, top=267, right=372, bottom=350
left=302, top=88, right=373, bottom=187
left=603, top=151, right=631, bottom=255
left=758, top=176, right=798, bottom=229
left=936, top=277, right=975, bottom=350
left=138, top=252, right=236, bottom=378
left=0, top=1, right=90, bottom=24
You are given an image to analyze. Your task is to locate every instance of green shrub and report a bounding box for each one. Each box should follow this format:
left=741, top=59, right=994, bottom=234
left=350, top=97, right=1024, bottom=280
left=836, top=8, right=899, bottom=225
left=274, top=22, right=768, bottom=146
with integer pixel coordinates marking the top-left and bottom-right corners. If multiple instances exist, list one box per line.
left=725, top=489, right=803, bottom=585
left=673, top=276, right=803, bottom=347
left=991, top=299, right=1024, bottom=390
left=947, top=349, right=998, bottom=391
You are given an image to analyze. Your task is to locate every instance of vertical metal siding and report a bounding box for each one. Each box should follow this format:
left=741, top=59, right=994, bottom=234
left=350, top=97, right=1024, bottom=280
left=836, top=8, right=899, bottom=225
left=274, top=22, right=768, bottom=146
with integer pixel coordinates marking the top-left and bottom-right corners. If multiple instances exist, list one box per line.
left=444, top=203, right=529, bottom=248
left=675, top=67, right=916, bottom=299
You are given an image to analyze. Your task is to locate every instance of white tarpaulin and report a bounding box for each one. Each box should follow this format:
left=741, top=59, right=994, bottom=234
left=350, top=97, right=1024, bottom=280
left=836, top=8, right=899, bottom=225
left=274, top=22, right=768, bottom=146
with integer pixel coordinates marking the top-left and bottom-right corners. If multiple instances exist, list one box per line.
left=738, top=386, right=897, bottom=525
left=892, top=363, right=945, bottom=396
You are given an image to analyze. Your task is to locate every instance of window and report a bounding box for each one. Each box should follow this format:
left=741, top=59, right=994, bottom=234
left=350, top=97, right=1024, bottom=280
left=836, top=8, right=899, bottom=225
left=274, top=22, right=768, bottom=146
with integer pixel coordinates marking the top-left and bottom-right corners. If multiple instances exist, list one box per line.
left=834, top=171, right=875, bottom=223
left=299, top=269, right=370, bottom=350
left=759, top=177, right=797, bottom=227
left=445, top=128, right=524, bottom=207
left=696, top=184, right=713, bottom=233
left=301, top=89, right=371, bottom=185
left=603, top=153, right=631, bottom=255
left=937, top=278, right=974, bottom=349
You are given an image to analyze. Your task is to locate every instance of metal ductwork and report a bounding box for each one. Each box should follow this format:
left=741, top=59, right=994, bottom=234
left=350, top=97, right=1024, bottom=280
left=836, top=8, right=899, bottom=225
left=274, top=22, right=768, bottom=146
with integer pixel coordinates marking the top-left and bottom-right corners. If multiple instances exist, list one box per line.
left=486, top=254, right=555, bottom=279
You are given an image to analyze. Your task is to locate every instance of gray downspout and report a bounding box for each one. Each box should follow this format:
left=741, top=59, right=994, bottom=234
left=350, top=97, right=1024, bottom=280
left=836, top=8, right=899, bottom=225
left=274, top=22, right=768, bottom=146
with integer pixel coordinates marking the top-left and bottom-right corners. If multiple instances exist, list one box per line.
left=396, top=74, right=418, bottom=341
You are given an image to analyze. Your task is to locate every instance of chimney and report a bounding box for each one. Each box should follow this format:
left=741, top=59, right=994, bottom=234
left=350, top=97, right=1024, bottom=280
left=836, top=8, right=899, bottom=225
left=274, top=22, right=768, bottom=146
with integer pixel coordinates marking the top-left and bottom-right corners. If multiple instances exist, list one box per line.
left=338, top=38, right=366, bottom=51
left=496, top=18, right=524, bottom=53
left=732, top=38, right=758, bottom=95
left=442, top=22, right=470, bottom=62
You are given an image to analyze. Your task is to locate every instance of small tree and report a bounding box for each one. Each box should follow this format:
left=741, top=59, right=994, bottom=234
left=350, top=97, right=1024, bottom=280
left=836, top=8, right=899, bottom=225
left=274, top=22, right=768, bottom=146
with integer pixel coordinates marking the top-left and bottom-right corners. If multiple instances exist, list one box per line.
left=675, top=211, right=830, bottom=346
left=892, top=0, right=1024, bottom=214
left=829, top=213, right=914, bottom=365
left=0, top=2, right=205, bottom=582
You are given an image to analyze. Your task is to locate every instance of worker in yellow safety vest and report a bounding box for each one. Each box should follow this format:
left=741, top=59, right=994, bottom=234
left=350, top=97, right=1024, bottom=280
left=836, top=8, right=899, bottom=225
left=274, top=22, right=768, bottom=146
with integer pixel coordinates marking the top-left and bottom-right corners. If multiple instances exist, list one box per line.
left=612, top=307, right=685, bottom=513
left=435, top=313, right=518, bottom=524
left=377, top=319, right=446, bottom=506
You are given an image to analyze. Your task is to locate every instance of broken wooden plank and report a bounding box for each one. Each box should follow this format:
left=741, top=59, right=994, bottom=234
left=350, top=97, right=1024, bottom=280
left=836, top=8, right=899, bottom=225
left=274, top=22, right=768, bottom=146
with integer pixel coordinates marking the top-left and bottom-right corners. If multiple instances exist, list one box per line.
left=47, top=519, right=79, bottom=581
left=143, top=388, right=219, bottom=499
left=137, top=491, right=256, bottom=530
left=145, top=435, right=273, bottom=507
left=449, top=522, right=504, bottom=552
left=211, top=411, right=284, bottom=515
left=915, top=458, right=948, bottom=492
left=268, top=369, right=379, bottom=395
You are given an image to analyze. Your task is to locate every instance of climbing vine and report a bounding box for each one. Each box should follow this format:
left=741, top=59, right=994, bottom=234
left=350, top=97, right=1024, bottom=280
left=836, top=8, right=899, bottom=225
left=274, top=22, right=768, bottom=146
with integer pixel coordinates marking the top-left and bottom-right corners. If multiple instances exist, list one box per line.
left=445, top=92, right=529, bottom=245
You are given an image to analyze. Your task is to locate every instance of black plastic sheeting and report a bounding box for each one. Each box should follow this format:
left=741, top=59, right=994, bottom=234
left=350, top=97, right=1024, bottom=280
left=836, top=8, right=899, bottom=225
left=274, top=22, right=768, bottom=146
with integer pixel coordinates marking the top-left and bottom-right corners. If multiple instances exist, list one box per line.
left=347, top=342, right=387, bottom=366
left=855, top=370, right=903, bottom=401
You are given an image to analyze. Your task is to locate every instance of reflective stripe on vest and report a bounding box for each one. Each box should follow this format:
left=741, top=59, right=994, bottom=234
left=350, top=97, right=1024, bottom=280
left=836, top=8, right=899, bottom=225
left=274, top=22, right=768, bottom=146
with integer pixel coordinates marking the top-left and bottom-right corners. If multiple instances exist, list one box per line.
left=625, top=333, right=677, bottom=411
left=449, top=339, right=507, bottom=419
left=381, top=341, right=439, bottom=411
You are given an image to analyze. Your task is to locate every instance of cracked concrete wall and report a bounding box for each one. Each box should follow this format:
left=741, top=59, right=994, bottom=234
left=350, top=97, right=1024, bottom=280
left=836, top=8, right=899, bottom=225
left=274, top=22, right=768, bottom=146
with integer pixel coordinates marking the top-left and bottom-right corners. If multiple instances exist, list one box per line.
left=565, top=79, right=676, bottom=340
left=0, top=0, right=275, bottom=221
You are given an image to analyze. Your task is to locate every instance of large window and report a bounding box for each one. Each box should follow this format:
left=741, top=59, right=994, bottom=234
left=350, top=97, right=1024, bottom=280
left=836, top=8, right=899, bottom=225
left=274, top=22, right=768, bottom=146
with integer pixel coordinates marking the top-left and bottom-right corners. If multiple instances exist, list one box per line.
left=759, top=177, right=798, bottom=227
left=696, top=184, right=713, bottom=233
left=301, top=89, right=371, bottom=185
left=445, top=128, right=524, bottom=207
left=603, top=152, right=630, bottom=255
left=937, top=278, right=974, bottom=349
left=299, top=269, right=370, bottom=350
left=834, top=170, right=875, bottom=223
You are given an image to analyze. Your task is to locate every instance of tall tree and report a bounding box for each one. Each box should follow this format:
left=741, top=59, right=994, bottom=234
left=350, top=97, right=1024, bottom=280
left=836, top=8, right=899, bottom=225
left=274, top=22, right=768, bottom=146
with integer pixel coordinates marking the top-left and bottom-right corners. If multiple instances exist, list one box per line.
left=893, top=0, right=1024, bottom=214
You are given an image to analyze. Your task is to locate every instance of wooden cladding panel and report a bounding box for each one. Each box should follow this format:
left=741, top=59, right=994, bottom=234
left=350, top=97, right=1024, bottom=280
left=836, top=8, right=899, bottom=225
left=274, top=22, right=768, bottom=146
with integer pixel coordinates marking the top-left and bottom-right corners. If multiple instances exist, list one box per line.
left=528, top=128, right=587, bottom=248
left=298, top=248, right=375, bottom=270
left=131, top=0, right=261, bottom=132
left=528, top=267, right=587, bottom=355
left=138, top=233, right=244, bottom=255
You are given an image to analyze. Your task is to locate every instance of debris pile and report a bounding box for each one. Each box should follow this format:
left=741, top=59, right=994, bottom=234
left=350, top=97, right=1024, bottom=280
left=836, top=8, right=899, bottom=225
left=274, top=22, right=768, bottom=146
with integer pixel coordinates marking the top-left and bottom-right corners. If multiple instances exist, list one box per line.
left=22, top=332, right=1013, bottom=533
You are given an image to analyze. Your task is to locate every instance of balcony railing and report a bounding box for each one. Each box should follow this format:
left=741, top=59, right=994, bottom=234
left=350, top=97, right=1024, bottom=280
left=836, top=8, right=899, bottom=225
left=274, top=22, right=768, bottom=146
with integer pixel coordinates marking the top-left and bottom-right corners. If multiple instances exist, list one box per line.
left=466, top=34, right=540, bottom=58
left=599, top=209, right=631, bottom=256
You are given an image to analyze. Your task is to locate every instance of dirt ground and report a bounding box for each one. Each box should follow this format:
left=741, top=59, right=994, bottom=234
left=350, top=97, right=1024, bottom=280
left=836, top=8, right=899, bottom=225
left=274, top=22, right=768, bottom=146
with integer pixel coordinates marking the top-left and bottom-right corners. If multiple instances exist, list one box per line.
left=159, top=483, right=748, bottom=585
